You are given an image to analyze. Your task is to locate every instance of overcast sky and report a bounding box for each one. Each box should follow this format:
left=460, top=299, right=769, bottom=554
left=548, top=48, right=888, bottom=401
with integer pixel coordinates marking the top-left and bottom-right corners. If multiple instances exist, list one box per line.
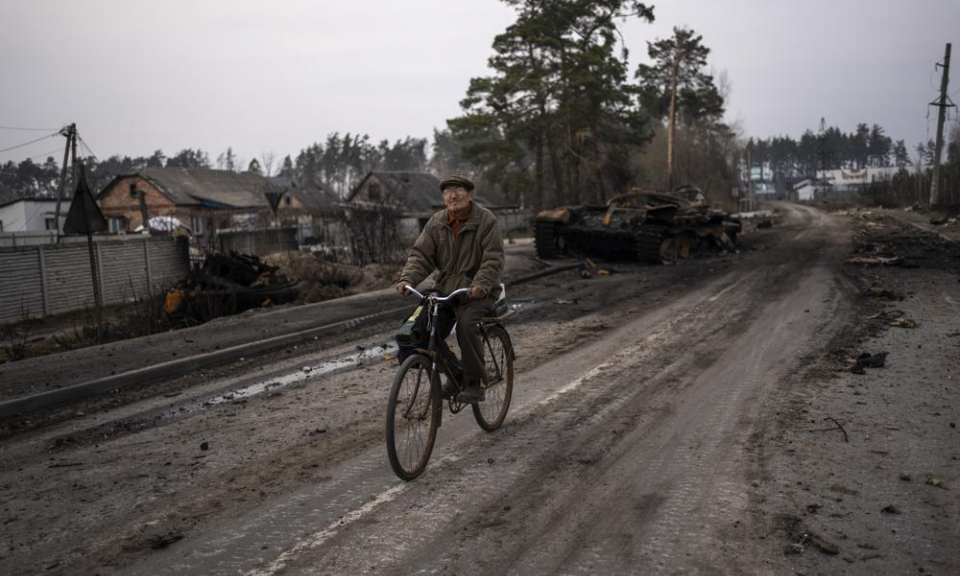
left=1, top=0, right=957, bottom=167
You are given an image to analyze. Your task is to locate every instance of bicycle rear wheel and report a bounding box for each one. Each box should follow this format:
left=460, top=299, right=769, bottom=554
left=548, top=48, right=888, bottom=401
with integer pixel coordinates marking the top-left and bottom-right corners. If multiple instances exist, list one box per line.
left=386, top=354, right=440, bottom=480
left=473, top=325, right=514, bottom=432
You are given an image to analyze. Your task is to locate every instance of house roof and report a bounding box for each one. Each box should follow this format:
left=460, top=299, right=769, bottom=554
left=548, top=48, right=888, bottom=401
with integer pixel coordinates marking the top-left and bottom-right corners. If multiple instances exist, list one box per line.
left=348, top=171, right=442, bottom=213
left=101, top=167, right=275, bottom=209
left=0, top=192, right=71, bottom=209
left=270, top=176, right=340, bottom=209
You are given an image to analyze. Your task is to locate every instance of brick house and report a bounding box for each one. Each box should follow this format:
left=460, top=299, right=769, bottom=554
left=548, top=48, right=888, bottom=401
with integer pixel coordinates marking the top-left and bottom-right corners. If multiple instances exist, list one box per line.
left=270, top=176, right=343, bottom=245
left=98, top=167, right=277, bottom=243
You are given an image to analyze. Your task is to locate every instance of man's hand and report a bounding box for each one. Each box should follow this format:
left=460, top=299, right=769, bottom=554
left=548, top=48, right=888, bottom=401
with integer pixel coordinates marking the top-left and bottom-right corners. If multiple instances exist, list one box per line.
left=395, top=281, right=412, bottom=296
left=468, top=285, right=487, bottom=300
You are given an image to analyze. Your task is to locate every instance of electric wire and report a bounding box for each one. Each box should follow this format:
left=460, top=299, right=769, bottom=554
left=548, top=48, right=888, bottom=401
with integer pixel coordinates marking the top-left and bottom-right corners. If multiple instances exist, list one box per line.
left=27, top=147, right=65, bottom=162
left=0, top=125, right=60, bottom=132
left=77, top=136, right=99, bottom=161
left=0, top=132, right=60, bottom=155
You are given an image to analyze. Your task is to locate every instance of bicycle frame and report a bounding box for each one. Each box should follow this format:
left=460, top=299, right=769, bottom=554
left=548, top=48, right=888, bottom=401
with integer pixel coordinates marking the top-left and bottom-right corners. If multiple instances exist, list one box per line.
left=403, top=286, right=471, bottom=421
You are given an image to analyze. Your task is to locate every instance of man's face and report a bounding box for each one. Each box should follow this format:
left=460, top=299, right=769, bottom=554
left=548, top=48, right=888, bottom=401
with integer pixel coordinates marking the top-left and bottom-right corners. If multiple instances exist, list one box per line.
left=443, top=186, right=473, bottom=213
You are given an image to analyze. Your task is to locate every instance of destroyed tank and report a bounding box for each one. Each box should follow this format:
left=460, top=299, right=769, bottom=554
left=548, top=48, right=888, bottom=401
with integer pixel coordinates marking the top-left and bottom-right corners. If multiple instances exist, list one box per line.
left=534, top=186, right=741, bottom=263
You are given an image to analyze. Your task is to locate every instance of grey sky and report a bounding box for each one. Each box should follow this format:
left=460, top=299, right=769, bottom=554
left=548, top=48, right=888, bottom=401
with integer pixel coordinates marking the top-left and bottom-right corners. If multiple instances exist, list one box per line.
left=1, top=0, right=957, bottom=167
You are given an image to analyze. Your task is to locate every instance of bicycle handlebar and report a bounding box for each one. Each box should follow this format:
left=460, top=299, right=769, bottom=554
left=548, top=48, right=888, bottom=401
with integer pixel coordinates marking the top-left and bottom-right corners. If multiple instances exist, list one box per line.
left=403, top=285, right=471, bottom=302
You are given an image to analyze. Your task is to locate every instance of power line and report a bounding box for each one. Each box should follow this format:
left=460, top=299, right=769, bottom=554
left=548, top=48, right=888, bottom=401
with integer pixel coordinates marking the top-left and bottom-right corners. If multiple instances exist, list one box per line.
left=0, top=125, right=60, bottom=132
left=0, top=132, right=60, bottom=155
left=27, top=147, right=66, bottom=161
left=77, top=136, right=99, bottom=161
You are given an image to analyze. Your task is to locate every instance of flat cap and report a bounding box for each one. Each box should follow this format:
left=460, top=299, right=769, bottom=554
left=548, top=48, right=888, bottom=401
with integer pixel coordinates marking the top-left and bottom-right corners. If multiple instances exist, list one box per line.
left=439, top=173, right=475, bottom=192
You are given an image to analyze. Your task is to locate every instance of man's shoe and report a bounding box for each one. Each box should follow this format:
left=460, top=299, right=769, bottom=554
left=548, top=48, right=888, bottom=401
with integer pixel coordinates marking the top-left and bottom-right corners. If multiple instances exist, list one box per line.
left=441, top=378, right=456, bottom=399
left=456, top=385, right=485, bottom=404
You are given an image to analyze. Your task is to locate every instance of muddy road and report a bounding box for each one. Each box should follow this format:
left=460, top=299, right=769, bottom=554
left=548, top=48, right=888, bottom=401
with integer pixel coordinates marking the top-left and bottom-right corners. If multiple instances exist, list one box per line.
left=2, top=204, right=957, bottom=575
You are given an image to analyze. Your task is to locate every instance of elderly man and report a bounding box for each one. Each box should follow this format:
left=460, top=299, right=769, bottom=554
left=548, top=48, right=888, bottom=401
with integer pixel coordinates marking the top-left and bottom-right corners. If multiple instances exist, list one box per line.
left=394, top=174, right=504, bottom=403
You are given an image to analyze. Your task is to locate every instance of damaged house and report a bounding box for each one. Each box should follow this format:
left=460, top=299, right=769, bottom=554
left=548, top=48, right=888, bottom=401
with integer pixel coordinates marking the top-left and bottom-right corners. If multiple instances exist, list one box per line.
left=270, top=176, right=343, bottom=245
left=347, top=171, right=528, bottom=241
left=98, top=167, right=277, bottom=244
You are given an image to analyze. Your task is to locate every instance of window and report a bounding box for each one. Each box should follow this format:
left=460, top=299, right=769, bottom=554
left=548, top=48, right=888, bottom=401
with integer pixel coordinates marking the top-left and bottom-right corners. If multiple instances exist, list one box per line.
left=129, top=182, right=138, bottom=198
left=44, top=216, right=58, bottom=231
left=369, top=183, right=381, bottom=201
left=192, top=215, right=206, bottom=236
left=284, top=196, right=291, bottom=206
left=109, top=217, right=126, bottom=233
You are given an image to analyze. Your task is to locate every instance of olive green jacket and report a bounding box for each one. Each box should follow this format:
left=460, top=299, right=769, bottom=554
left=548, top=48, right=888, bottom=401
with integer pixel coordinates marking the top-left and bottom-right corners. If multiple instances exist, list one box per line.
left=399, top=202, right=504, bottom=295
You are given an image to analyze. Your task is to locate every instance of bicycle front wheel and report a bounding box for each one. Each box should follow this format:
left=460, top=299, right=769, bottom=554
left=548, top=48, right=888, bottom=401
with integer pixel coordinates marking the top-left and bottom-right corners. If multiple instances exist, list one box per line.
left=473, top=325, right=514, bottom=432
left=386, top=354, right=440, bottom=480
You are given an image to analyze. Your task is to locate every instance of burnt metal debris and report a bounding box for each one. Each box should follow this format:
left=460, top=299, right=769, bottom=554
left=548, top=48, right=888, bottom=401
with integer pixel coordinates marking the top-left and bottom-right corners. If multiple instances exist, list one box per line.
left=164, top=252, right=301, bottom=323
left=534, top=186, right=741, bottom=263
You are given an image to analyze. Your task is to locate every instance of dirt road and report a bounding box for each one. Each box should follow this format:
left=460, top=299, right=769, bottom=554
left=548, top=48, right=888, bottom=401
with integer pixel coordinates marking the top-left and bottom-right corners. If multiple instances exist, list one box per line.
left=1, top=204, right=957, bottom=575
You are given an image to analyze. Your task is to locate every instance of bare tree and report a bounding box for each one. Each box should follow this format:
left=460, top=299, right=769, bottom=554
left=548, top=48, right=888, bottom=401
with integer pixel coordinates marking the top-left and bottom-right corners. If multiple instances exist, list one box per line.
left=260, top=151, right=276, bottom=177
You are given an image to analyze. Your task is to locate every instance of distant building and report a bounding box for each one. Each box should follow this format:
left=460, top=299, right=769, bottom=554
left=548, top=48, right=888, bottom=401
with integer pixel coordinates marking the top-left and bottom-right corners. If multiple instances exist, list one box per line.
left=347, top=171, right=528, bottom=239
left=814, top=167, right=902, bottom=192
left=0, top=196, right=72, bottom=234
left=346, top=171, right=446, bottom=238
left=270, top=176, right=343, bottom=245
left=98, top=167, right=278, bottom=243
left=792, top=179, right=818, bottom=201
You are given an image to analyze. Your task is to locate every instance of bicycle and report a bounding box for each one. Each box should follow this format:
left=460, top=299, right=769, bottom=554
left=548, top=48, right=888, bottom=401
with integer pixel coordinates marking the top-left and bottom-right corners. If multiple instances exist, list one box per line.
left=385, top=285, right=516, bottom=481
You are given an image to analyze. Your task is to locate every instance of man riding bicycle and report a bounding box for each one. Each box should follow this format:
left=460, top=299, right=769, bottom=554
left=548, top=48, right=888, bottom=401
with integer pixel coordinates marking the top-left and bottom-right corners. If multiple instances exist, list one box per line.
left=394, top=174, right=504, bottom=404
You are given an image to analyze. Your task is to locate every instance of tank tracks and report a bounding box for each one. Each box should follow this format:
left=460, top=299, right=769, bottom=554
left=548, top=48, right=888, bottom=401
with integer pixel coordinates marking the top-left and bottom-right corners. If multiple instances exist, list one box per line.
left=635, top=224, right=668, bottom=264
left=534, top=220, right=562, bottom=259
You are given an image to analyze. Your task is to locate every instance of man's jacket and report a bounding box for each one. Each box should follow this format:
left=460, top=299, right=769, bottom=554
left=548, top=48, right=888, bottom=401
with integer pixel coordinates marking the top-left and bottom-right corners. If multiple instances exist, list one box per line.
left=399, top=202, right=504, bottom=296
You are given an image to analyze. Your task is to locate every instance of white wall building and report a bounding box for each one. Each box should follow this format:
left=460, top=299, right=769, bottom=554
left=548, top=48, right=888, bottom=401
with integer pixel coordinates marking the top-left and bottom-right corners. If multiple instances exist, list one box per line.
left=814, top=166, right=903, bottom=191
left=0, top=198, right=71, bottom=233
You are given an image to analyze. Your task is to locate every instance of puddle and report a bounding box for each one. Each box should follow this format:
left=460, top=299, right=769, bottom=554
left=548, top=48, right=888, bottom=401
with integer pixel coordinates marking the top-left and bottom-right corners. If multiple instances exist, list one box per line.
left=509, top=299, right=576, bottom=315
left=199, top=342, right=399, bottom=408
left=52, top=342, right=402, bottom=445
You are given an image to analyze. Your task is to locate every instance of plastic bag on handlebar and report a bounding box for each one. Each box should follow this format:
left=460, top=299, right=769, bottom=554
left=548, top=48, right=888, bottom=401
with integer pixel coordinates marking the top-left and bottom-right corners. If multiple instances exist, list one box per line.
left=396, top=299, right=430, bottom=363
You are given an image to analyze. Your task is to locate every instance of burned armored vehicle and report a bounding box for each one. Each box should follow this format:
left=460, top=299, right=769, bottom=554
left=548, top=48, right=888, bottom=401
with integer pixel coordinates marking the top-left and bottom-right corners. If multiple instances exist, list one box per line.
left=534, top=186, right=741, bottom=263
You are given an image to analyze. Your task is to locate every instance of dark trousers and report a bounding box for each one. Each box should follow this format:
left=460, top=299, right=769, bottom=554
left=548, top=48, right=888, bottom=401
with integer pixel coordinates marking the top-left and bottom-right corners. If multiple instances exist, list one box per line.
left=436, top=295, right=495, bottom=387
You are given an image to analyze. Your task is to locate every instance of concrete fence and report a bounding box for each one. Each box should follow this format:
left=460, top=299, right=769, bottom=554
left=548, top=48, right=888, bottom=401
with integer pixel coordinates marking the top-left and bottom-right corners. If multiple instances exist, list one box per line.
left=0, top=236, right=190, bottom=324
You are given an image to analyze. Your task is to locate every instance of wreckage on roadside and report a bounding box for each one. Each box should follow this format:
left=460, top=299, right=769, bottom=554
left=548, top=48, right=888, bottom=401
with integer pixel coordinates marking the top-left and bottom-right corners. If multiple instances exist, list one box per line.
left=164, top=252, right=300, bottom=323
left=534, top=186, right=741, bottom=263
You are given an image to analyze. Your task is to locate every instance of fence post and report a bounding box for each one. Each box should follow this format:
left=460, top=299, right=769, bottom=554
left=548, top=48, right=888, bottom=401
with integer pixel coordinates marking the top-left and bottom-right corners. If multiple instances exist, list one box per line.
left=95, top=241, right=105, bottom=303
left=38, top=245, right=49, bottom=317
left=144, top=237, right=153, bottom=294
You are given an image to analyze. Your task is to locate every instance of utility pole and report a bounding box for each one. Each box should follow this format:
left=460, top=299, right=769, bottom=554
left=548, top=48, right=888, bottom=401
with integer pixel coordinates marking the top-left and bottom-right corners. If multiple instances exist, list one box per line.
left=818, top=117, right=829, bottom=199
left=929, top=43, right=954, bottom=207
left=53, top=123, right=76, bottom=242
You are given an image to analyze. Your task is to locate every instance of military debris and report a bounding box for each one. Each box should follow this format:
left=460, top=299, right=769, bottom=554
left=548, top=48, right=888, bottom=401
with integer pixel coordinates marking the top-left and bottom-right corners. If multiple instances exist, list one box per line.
left=889, top=318, right=918, bottom=329
left=164, top=252, right=301, bottom=322
left=881, top=504, right=901, bottom=514
left=534, top=186, right=741, bottom=263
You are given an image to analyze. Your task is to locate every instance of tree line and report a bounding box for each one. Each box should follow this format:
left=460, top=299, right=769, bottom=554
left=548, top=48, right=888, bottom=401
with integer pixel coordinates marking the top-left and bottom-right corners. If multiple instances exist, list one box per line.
left=2, top=1, right=741, bottom=211
left=4, top=0, right=955, bottom=210
left=0, top=136, right=434, bottom=201
left=744, top=122, right=946, bottom=176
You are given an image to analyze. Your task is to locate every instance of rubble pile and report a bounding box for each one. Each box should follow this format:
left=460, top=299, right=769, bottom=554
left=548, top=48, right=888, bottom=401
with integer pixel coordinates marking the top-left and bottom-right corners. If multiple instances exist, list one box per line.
left=164, top=252, right=301, bottom=323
